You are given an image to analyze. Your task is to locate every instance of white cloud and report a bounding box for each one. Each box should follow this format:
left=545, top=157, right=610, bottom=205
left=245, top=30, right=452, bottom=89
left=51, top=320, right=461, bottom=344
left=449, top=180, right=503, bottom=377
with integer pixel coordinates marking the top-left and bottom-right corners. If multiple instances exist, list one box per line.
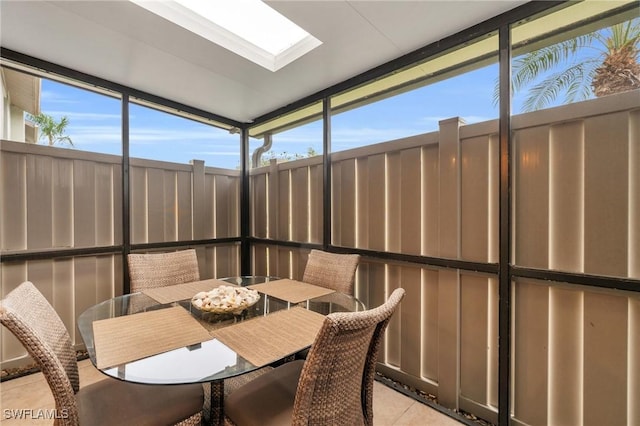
left=418, top=114, right=495, bottom=126
left=462, top=115, right=496, bottom=124
left=271, top=133, right=322, bottom=145
left=53, top=111, right=121, bottom=121
left=193, top=151, right=240, bottom=156
left=418, top=116, right=448, bottom=124
left=332, top=126, right=423, bottom=144
left=40, top=90, right=79, bottom=104
left=129, top=127, right=238, bottom=143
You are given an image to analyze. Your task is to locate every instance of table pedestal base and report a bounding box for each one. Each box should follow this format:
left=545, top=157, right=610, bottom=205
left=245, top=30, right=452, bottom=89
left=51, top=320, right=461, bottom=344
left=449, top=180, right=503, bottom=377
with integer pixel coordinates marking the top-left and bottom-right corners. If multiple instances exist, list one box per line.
left=203, top=380, right=224, bottom=426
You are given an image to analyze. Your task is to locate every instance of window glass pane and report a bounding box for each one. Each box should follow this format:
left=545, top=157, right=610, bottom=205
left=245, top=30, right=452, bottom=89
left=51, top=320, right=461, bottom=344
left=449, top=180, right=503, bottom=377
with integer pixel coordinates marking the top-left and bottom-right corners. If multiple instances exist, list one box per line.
left=1, top=70, right=121, bottom=154
left=331, top=35, right=499, bottom=152
left=248, top=101, right=323, bottom=167
left=129, top=100, right=240, bottom=168
left=129, top=100, right=241, bottom=244
left=329, top=35, right=500, bottom=261
left=0, top=67, right=123, bottom=250
left=256, top=120, right=322, bottom=167
left=331, top=65, right=499, bottom=152
left=511, top=2, right=639, bottom=113
left=40, top=79, right=121, bottom=155
left=248, top=114, right=323, bottom=244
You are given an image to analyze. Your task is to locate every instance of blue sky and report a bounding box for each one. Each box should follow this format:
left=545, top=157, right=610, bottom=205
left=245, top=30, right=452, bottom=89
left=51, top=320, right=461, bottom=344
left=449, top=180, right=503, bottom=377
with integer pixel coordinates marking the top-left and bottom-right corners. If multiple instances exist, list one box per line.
left=39, top=82, right=243, bottom=168
left=40, top=62, right=505, bottom=169
left=38, top=35, right=608, bottom=169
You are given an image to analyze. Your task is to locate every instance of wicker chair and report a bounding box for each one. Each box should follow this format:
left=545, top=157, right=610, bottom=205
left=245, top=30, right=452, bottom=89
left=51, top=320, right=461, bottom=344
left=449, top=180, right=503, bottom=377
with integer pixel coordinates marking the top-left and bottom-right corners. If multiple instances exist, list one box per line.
left=296, top=249, right=361, bottom=359
left=302, top=249, right=360, bottom=296
left=224, top=287, right=405, bottom=426
left=0, top=281, right=203, bottom=426
left=128, top=249, right=200, bottom=293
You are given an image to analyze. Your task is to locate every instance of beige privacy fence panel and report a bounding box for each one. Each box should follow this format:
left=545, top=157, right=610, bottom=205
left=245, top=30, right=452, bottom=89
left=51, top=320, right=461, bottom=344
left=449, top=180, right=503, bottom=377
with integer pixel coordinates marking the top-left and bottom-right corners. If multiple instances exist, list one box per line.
left=250, top=156, right=323, bottom=243
left=1, top=144, right=241, bottom=251
left=514, top=93, right=639, bottom=279
left=331, top=117, right=499, bottom=263
left=130, top=159, right=240, bottom=243
left=510, top=91, right=640, bottom=425
left=513, top=279, right=639, bottom=426
left=1, top=142, right=122, bottom=251
left=249, top=90, right=639, bottom=424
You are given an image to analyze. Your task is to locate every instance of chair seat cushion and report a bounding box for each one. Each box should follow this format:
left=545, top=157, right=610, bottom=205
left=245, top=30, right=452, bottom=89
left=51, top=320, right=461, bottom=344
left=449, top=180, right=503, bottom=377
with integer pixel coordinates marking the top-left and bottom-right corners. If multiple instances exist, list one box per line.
left=76, top=378, right=203, bottom=426
left=224, top=366, right=274, bottom=396
left=224, top=360, right=304, bottom=426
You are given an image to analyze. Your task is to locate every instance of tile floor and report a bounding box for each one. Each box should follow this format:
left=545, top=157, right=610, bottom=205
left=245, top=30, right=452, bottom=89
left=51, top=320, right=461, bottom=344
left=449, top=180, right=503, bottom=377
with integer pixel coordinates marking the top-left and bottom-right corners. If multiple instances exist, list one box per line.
left=1, top=359, right=462, bottom=425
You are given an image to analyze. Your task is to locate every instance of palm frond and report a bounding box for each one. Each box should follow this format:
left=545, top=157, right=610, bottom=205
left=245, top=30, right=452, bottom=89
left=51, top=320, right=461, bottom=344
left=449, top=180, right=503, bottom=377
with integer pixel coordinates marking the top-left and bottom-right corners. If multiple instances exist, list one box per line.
left=511, top=35, right=595, bottom=92
left=522, top=62, right=593, bottom=112
left=491, top=76, right=500, bottom=107
left=563, top=59, right=599, bottom=103
left=492, top=18, right=640, bottom=109
left=26, top=112, right=73, bottom=146
left=608, top=19, right=640, bottom=51
left=56, top=136, right=74, bottom=147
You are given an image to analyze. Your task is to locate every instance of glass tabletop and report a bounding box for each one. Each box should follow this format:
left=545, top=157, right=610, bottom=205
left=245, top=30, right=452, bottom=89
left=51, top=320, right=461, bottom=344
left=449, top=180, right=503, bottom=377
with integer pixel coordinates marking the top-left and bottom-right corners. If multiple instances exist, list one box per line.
left=77, top=276, right=365, bottom=385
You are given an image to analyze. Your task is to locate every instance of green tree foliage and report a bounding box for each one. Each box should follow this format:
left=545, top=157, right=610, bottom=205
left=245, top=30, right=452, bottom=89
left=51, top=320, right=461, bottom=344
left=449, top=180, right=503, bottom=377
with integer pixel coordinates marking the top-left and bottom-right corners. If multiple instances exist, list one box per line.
left=502, top=19, right=640, bottom=112
left=257, top=146, right=319, bottom=167
left=26, top=112, right=74, bottom=146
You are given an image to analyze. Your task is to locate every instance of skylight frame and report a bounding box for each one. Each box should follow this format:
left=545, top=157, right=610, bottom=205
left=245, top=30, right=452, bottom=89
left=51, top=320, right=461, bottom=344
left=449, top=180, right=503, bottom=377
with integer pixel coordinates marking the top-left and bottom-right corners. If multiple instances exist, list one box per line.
left=130, top=0, right=321, bottom=72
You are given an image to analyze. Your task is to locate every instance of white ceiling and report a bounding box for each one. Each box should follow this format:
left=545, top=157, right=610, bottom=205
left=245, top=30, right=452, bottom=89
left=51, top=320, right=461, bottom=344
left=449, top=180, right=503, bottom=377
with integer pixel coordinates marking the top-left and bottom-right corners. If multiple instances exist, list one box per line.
left=0, top=1, right=528, bottom=124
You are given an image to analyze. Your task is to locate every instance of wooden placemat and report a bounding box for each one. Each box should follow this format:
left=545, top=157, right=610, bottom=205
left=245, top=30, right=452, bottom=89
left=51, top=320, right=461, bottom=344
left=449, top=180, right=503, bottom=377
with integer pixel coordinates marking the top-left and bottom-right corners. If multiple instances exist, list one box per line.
left=248, top=279, right=334, bottom=304
left=210, top=307, right=326, bottom=367
left=142, top=279, right=231, bottom=304
left=93, top=306, right=212, bottom=369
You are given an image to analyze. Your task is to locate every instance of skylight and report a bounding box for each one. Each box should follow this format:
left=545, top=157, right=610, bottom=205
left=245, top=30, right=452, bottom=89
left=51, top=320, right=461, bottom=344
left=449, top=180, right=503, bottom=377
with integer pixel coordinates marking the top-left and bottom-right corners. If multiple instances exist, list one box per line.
left=130, top=0, right=321, bottom=72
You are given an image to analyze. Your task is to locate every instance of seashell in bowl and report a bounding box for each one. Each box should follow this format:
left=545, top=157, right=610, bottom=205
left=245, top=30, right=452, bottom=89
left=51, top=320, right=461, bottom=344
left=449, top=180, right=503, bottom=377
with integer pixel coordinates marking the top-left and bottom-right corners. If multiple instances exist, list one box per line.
left=191, top=285, right=260, bottom=315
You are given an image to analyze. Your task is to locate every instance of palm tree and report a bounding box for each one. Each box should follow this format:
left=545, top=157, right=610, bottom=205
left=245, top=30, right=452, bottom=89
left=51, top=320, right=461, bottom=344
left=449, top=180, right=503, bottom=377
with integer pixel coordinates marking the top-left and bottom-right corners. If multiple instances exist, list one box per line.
left=510, top=18, right=640, bottom=112
left=26, top=112, right=74, bottom=146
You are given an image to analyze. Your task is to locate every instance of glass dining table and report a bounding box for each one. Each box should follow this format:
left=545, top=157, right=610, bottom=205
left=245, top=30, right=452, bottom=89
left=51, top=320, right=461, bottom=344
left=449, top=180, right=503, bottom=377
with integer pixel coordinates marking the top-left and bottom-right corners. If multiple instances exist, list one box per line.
left=77, top=276, right=365, bottom=425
